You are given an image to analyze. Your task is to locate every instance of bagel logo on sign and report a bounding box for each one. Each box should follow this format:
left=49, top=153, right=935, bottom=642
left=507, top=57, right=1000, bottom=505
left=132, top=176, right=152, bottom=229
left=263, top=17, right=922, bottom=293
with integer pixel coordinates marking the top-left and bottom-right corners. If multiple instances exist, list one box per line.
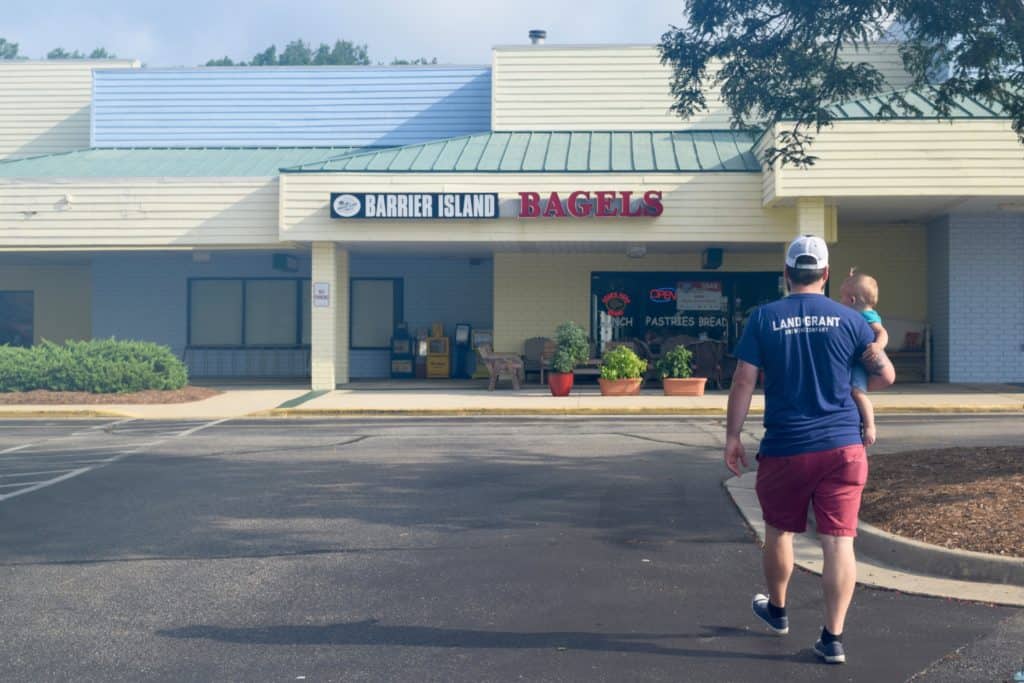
left=602, top=292, right=631, bottom=317
left=332, top=194, right=362, bottom=218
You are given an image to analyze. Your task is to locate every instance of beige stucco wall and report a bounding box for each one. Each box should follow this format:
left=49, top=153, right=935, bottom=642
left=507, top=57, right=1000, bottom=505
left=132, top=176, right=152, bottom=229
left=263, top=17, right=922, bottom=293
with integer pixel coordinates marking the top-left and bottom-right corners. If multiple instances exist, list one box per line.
left=493, top=223, right=927, bottom=354
left=829, top=223, right=927, bottom=321
left=0, top=265, right=91, bottom=344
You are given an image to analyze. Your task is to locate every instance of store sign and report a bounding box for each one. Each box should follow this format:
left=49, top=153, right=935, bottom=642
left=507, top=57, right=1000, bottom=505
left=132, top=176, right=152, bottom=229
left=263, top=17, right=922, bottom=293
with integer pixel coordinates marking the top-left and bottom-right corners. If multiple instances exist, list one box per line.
left=649, top=287, right=676, bottom=303
left=330, top=192, right=499, bottom=219
left=601, top=291, right=631, bottom=317
left=518, top=190, right=663, bottom=219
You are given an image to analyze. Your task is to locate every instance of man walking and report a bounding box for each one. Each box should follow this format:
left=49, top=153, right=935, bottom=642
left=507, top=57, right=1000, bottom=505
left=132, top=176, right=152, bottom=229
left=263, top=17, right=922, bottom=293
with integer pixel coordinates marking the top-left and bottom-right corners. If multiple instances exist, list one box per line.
left=723, top=235, right=895, bottom=664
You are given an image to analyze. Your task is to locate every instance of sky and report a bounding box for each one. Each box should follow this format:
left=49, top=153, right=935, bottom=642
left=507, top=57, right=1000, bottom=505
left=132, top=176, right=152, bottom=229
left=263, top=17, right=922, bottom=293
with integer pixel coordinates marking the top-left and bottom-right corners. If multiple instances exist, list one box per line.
left=2, top=0, right=688, bottom=66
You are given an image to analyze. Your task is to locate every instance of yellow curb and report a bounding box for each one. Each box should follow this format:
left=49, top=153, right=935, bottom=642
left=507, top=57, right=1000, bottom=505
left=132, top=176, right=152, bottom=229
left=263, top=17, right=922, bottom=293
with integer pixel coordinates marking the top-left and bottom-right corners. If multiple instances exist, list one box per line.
left=266, top=407, right=741, bottom=418
left=874, top=404, right=1024, bottom=414
left=0, top=409, right=132, bottom=419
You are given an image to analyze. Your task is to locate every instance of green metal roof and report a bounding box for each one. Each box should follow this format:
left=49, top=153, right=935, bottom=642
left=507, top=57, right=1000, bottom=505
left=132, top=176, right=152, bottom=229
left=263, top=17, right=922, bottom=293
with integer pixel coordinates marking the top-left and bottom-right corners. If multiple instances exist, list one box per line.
left=0, top=147, right=360, bottom=178
left=282, top=131, right=761, bottom=173
left=829, top=86, right=1008, bottom=119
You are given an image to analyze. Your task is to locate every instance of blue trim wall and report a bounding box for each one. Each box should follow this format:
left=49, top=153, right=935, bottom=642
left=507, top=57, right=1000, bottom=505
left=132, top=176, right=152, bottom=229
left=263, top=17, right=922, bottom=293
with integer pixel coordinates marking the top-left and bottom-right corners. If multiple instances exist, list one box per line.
left=90, top=251, right=493, bottom=379
left=350, top=255, right=494, bottom=378
left=91, top=67, right=492, bottom=148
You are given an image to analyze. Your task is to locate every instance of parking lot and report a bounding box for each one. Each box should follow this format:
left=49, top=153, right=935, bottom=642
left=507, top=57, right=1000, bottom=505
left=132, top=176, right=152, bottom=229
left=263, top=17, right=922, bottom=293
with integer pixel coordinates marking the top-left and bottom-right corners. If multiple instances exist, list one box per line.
left=0, top=416, right=1021, bottom=682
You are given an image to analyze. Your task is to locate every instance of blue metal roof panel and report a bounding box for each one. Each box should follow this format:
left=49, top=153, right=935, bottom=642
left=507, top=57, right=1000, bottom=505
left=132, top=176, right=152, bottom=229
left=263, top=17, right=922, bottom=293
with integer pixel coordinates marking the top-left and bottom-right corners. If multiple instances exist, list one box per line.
left=91, top=66, right=492, bottom=148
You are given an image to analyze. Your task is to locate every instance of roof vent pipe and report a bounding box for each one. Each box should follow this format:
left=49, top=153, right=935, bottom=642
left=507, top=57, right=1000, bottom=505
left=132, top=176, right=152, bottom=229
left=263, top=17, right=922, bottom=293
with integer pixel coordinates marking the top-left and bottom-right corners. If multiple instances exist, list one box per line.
left=528, top=29, right=547, bottom=45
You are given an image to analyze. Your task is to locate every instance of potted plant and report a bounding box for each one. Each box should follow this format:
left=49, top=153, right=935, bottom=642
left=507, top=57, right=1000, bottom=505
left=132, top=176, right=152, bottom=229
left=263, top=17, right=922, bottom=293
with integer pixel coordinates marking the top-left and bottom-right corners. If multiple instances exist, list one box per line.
left=598, top=345, right=647, bottom=396
left=548, top=321, right=590, bottom=397
left=656, top=345, right=707, bottom=396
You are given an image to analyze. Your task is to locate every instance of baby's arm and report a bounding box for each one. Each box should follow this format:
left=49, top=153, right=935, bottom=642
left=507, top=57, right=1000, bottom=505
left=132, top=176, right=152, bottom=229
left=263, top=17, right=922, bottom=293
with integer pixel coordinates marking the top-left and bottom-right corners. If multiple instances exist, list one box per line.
left=864, top=321, right=889, bottom=361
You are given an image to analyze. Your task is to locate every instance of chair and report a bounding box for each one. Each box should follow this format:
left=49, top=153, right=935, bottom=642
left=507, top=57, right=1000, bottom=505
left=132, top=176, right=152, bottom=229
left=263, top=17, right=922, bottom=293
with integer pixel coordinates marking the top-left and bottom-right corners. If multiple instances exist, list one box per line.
left=687, top=340, right=726, bottom=389
left=522, top=337, right=557, bottom=384
left=476, top=344, right=524, bottom=390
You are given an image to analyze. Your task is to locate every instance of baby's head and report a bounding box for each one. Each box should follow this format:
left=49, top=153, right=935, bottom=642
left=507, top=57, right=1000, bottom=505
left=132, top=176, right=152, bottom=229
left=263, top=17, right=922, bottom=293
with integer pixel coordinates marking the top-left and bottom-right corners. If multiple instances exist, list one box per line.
left=840, top=270, right=878, bottom=312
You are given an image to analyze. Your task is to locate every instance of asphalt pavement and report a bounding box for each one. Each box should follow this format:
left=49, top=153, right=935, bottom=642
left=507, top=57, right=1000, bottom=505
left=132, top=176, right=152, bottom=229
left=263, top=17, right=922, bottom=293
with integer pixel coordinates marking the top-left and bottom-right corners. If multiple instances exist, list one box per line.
left=0, top=415, right=1021, bottom=682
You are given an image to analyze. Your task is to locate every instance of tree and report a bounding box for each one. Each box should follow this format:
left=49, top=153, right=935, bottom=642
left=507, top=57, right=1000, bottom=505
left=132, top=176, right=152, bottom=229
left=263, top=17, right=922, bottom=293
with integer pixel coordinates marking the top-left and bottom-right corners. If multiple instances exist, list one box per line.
left=47, top=46, right=116, bottom=59
left=279, top=39, right=313, bottom=65
left=205, top=56, right=242, bottom=66
left=390, top=57, right=439, bottom=65
left=659, top=1, right=1024, bottom=167
left=0, top=38, right=20, bottom=59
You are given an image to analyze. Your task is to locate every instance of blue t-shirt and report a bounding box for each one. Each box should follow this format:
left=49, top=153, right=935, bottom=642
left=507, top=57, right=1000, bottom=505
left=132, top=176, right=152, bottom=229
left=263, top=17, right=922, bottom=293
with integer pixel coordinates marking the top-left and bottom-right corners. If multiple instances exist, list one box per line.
left=735, top=293, right=875, bottom=457
left=861, top=309, right=882, bottom=325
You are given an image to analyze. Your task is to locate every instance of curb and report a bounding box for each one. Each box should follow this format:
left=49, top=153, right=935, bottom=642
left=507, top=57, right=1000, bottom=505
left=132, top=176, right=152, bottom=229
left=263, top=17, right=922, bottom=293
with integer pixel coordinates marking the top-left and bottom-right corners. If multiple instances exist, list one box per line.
left=856, top=520, right=1024, bottom=586
left=0, top=409, right=132, bottom=419
left=265, top=407, right=738, bottom=417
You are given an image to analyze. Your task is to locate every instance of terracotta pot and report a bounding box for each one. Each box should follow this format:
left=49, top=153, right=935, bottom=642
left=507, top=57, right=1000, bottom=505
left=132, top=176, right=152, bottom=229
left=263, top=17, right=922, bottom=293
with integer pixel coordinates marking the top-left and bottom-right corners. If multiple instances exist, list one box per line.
left=598, top=377, right=643, bottom=396
left=548, top=371, right=574, bottom=397
left=662, top=377, right=707, bottom=396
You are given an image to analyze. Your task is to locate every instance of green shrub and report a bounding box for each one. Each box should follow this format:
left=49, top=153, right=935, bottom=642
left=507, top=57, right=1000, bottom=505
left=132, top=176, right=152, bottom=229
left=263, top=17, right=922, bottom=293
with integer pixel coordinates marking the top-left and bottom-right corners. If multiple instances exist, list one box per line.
left=0, top=338, right=188, bottom=393
left=550, top=348, right=576, bottom=373
left=553, top=321, right=590, bottom=371
left=656, top=345, right=694, bottom=379
left=599, top=345, right=647, bottom=380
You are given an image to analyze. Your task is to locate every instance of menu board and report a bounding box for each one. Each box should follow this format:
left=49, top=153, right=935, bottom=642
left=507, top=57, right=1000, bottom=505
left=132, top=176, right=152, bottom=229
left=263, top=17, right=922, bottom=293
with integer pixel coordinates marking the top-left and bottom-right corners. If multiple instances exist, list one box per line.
left=676, top=281, right=725, bottom=312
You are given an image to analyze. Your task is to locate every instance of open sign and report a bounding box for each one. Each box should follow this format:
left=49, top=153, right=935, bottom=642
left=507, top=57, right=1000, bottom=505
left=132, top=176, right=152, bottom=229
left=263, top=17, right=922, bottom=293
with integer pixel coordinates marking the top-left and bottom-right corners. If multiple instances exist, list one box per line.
left=649, top=287, right=676, bottom=303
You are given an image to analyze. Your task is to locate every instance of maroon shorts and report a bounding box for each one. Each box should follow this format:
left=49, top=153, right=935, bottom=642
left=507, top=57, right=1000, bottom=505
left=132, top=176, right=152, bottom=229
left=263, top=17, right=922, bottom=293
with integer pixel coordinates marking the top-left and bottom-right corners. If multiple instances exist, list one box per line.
left=755, top=445, right=868, bottom=537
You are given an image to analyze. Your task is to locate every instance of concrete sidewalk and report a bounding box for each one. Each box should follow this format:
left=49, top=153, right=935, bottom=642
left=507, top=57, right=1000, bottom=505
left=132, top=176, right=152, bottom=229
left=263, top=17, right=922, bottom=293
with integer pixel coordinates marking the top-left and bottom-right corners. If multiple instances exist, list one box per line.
left=271, top=380, right=1024, bottom=417
left=1, top=381, right=1021, bottom=419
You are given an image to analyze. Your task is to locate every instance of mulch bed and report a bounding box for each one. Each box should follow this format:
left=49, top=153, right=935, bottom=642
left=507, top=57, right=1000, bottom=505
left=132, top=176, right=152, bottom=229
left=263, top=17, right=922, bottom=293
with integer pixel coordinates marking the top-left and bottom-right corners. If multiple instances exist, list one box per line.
left=861, top=446, right=1024, bottom=558
left=0, top=386, right=220, bottom=405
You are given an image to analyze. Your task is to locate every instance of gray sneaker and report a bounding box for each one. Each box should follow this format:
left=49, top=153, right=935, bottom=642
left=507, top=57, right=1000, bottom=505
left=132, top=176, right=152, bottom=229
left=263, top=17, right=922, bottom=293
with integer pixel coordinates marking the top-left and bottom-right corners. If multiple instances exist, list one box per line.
left=751, top=593, right=789, bottom=635
left=813, top=637, right=846, bottom=664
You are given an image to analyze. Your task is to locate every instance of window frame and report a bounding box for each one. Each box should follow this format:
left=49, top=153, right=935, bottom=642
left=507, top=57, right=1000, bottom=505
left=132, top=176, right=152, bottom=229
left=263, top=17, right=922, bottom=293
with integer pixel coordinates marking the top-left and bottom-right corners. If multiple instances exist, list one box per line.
left=187, top=277, right=310, bottom=349
left=349, top=277, right=404, bottom=350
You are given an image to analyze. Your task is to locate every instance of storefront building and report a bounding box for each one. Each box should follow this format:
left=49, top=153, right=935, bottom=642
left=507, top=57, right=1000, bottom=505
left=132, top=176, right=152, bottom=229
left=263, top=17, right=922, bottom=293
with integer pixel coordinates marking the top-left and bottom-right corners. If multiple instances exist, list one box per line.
left=1, top=44, right=1022, bottom=386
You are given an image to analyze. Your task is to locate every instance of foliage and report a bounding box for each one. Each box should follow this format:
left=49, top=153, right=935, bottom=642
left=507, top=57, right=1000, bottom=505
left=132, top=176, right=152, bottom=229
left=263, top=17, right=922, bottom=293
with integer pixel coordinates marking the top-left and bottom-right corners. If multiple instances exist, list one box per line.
left=0, top=38, right=21, bottom=59
left=0, top=339, right=188, bottom=393
left=599, top=345, right=648, bottom=381
left=47, top=47, right=117, bottom=59
left=207, top=38, right=371, bottom=67
left=659, top=1, right=1024, bottom=167
left=552, top=321, right=590, bottom=373
left=656, top=345, right=694, bottom=379
left=550, top=348, right=576, bottom=374
left=204, top=38, right=437, bottom=67
left=391, top=57, right=439, bottom=65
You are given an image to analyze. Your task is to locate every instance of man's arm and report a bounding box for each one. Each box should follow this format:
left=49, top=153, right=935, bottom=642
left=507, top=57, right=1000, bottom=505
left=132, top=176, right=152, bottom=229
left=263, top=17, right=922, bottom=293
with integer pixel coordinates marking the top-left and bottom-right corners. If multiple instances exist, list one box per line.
left=724, top=360, right=759, bottom=476
left=864, top=348, right=896, bottom=391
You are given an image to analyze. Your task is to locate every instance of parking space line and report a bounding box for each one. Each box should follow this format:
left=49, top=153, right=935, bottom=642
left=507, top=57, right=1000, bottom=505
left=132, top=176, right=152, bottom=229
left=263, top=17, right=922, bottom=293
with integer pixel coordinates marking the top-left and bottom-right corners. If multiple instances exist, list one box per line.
left=0, top=467, right=92, bottom=502
left=174, top=418, right=231, bottom=438
left=0, top=469, right=76, bottom=478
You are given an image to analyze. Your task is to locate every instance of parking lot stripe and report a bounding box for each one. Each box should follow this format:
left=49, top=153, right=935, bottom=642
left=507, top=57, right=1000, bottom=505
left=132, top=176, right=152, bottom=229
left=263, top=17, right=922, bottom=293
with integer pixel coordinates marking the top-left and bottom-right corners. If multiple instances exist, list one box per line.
left=0, top=467, right=92, bottom=502
left=0, top=469, right=76, bottom=478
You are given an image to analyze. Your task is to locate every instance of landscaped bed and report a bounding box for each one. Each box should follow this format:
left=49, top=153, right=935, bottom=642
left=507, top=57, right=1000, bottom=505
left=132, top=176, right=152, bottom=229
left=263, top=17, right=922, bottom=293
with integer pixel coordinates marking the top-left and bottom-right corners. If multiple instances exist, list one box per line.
left=861, top=446, right=1024, bottom=558
left=0, top=387, right=220, bottom=404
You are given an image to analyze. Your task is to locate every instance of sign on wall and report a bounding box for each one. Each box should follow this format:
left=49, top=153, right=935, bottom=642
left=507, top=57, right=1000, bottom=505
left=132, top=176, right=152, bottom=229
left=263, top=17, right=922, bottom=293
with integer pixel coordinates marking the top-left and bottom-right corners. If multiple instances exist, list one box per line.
left=330, top=193, right=499, bottom=219
left=518, top=191, right=663, bottom=218
left=313, top=282, right=330, bottom=307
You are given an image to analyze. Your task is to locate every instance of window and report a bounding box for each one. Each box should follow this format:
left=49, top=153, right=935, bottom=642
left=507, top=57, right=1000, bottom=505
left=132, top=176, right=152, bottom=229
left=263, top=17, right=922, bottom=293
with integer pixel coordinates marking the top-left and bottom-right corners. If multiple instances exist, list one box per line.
left=350, top=278, right=403, bottom=349
left=0, top=291, right=33, bottom=347
left=188, top=278, right=309, bottom=347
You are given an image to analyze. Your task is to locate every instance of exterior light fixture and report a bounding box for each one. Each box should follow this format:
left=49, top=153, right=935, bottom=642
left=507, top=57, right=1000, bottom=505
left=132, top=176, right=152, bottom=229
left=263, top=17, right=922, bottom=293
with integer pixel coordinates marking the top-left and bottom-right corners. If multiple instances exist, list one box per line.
left=626, top=245, right=647, bottom=258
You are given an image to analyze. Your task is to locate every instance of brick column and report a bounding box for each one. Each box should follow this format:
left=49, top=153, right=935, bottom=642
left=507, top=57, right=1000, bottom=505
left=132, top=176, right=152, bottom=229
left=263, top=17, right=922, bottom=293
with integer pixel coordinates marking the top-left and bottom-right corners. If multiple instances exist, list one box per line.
left=310, top=242, right=338, bottom=390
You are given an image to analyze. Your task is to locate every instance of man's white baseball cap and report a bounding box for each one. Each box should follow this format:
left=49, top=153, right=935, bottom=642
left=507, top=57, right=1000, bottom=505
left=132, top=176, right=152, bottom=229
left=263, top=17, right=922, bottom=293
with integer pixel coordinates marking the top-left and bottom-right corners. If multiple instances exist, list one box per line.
left=785, top=235, right=829, bottom=269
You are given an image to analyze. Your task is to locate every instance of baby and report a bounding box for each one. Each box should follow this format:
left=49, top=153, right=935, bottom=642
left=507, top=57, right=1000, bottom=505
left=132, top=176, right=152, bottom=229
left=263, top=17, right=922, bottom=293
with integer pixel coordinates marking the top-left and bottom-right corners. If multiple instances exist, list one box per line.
left=840, top=271, right=889, bottom=446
